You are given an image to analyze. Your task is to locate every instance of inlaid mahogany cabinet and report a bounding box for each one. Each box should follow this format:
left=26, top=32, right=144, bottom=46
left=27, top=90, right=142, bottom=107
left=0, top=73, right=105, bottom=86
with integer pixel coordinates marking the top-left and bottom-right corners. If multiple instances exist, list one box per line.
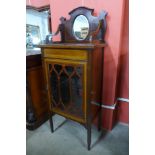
left=39, top=7, right=107, bottom=150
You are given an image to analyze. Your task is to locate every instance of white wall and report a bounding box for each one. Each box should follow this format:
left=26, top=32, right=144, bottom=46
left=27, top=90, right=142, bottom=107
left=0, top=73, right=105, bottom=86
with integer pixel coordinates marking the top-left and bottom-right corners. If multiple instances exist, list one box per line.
left=26, top=9, right=49, bottom=42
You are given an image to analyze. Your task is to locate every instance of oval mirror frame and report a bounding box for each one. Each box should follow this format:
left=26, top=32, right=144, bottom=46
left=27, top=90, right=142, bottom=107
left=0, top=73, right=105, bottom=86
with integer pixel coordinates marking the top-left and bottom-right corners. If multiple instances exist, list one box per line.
left=73, top=15, right=89, bottom=40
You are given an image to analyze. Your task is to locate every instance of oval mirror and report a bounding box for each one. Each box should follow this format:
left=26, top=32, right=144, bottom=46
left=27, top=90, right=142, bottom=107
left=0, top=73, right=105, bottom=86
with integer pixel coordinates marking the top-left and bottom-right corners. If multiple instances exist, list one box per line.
left=73, top=15, right=89, bottom=40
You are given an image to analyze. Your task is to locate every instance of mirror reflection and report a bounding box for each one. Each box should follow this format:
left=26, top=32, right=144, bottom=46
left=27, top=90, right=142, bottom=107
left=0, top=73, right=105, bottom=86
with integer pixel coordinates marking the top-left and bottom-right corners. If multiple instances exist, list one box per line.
left=73, top=15, right=89, bottom=40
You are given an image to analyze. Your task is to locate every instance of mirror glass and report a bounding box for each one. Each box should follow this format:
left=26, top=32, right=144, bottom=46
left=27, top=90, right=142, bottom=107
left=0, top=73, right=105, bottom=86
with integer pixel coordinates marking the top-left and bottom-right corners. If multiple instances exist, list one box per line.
left=73, top=15, right=89, bottom=40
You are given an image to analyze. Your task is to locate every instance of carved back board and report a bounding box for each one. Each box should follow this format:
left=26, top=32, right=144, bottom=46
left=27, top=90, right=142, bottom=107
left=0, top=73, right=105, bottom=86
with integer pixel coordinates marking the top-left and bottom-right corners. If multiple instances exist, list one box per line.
left=54, top=7, right=107, bottom=43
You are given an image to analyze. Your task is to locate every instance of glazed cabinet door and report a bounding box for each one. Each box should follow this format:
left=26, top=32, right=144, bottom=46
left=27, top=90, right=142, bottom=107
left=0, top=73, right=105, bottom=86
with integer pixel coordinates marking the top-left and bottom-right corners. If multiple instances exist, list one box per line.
left=44, top=58, right=87, bottom=123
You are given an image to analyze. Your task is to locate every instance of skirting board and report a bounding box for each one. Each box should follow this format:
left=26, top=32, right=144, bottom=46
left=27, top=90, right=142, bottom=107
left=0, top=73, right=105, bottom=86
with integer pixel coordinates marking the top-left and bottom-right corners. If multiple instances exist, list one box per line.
left=117, top=97, right=129, bottom=103
left=91, top=97, right=129, bottom=110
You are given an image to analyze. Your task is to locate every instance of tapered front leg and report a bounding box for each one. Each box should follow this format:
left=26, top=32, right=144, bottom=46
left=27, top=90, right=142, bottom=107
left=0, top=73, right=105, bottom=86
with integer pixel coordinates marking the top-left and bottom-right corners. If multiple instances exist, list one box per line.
left=98, top=105, right=102, bottom=131
left=49, top=114, right=54, bottom=133
left=87, top=123, right=91, bottom=150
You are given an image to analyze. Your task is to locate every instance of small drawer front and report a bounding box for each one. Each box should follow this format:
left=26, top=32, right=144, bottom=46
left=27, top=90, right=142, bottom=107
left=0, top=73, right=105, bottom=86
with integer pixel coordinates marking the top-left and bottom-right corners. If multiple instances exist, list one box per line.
left=43, top=49, right=88, bottom=61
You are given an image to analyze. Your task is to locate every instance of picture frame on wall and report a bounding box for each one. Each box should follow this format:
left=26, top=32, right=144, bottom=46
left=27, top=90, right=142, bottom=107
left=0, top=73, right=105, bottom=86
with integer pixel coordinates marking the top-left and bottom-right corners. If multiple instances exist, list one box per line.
left=26, top=24, right=41, bottom=48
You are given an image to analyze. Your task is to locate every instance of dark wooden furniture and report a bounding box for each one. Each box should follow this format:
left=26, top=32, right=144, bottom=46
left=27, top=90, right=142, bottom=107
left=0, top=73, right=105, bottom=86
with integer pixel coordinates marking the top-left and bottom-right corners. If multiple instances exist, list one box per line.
left=26, top=54, right=49, bottom=130
left=39, top=7, right=107, bottom=150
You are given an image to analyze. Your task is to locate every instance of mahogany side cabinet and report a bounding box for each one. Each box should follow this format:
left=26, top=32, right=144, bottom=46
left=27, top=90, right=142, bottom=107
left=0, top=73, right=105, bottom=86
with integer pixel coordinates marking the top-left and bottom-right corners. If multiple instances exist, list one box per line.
left=39, top=7, right=107, bottom=150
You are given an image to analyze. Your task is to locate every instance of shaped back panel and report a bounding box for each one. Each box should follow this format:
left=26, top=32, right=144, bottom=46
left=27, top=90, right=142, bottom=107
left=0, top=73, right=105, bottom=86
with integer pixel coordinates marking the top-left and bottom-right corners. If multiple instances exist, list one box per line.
left=56, top=7, right=107, bottom=43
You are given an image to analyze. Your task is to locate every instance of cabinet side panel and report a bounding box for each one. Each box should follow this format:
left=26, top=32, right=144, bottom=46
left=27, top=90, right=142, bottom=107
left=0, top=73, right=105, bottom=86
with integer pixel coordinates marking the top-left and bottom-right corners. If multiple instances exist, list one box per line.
left=91, top=48, right=103, bottom=121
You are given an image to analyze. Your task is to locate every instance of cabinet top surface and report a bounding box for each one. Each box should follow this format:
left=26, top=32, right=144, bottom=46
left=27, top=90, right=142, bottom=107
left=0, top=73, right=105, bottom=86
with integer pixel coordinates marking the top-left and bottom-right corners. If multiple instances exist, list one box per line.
left=38, top=42, right=106, bottom=49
